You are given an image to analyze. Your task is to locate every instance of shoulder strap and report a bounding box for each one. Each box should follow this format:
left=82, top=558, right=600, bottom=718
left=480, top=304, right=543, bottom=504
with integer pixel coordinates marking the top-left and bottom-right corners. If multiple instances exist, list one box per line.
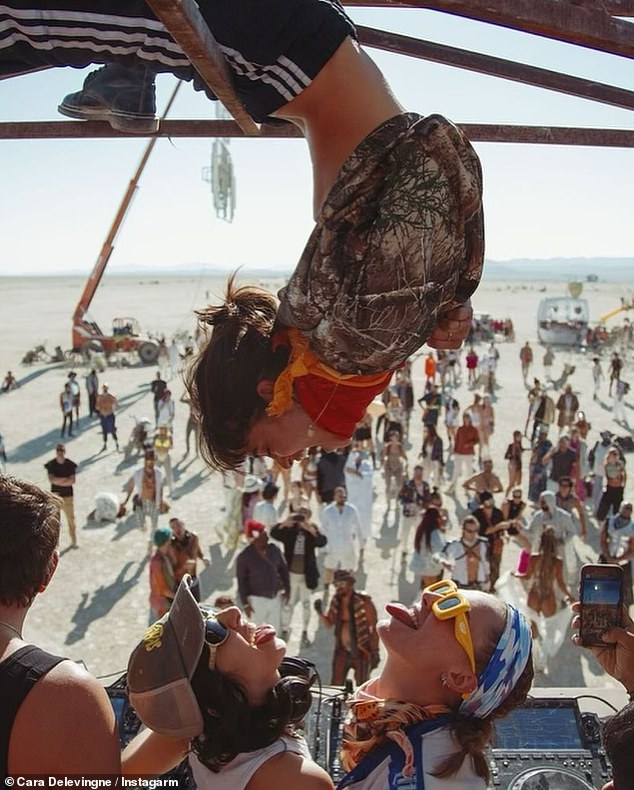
left=337, top=714, right=453, bottom=789
left=0, top=645, right=65, bottom=777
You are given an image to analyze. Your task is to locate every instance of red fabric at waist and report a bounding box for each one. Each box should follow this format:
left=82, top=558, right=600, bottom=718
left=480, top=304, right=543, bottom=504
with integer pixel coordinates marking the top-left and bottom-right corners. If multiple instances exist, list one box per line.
left=294, top=371, right=392, bottom=439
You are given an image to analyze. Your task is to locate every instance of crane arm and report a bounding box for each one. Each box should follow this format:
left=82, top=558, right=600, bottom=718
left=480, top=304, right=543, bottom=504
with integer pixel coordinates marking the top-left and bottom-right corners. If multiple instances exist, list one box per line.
left=599, top=305, right=626, bottom=322
left=599, top=298, right=634, bottom=323
left=72, top=82, right=182, bottom=326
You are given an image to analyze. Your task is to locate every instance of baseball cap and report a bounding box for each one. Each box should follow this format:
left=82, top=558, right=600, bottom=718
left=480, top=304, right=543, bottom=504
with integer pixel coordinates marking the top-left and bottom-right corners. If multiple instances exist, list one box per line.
left=127, top=575, right=205, bottom=738
left=244, top=518, right=266, bottom=539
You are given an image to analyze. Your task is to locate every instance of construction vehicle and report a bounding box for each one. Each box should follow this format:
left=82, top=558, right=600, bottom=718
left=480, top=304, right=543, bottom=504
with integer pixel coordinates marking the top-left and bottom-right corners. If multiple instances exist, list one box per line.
left=599, top=296, right=634, bottom=323
left=71, top=85, right=181, bottom=365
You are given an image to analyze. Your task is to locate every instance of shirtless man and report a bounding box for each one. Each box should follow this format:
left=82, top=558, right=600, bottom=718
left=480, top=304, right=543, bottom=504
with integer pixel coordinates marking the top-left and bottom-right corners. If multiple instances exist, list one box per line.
left=95, top=383, right=119, bottom=452
left=314, top=569, right=379, bottom=686
left=463, top=459, right=504, bottom=510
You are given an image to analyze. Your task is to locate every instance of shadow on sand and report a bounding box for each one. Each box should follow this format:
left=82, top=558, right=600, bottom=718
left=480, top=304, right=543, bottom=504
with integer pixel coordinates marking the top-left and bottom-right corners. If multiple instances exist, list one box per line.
left=65, top=559, right=148, bottom=646
left=10, top=387, right=150, bottom=462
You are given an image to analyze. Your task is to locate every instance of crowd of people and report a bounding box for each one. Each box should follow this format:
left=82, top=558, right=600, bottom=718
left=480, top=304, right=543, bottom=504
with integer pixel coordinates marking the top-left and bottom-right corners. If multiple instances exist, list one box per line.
left=6, top=319, right=633, bottom=783
left=3, top=296, right=633, bottom=786
left=1, top=0, right=633, bottom=786
left=6, top=470, right=634, bottom=789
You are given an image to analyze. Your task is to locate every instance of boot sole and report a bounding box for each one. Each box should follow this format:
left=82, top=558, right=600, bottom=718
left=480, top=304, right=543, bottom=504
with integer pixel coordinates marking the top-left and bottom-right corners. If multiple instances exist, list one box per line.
left=58, top=103, right=159, bottom=134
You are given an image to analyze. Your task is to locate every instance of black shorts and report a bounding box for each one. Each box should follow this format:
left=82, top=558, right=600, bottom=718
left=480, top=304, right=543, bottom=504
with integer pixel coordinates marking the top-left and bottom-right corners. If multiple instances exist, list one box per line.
left=1, top=0, right=356, bottom=121
left=353, top=426, right=372, bottom=441
left=196, top=0, right=356, bottom=121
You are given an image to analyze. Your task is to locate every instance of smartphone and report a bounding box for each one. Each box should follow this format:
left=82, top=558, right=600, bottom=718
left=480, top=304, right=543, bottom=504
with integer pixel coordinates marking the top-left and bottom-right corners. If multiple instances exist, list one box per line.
left=578, top=563, right=624, bottom=647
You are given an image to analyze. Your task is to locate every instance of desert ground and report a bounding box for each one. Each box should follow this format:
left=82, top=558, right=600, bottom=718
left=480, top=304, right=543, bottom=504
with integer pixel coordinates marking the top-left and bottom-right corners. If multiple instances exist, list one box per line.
left=0, top=271, right=632, bottom=707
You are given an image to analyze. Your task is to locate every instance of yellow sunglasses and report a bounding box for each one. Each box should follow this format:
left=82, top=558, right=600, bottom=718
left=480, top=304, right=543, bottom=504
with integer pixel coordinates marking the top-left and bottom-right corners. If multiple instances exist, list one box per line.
left=424, top=579, right=476, bottom=676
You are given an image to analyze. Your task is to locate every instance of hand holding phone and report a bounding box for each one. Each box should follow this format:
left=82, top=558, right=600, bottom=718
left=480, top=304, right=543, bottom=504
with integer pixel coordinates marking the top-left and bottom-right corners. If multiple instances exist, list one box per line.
left=572, top=600, right=634, bottom=694
left=578, top=563, right=624, bottom=647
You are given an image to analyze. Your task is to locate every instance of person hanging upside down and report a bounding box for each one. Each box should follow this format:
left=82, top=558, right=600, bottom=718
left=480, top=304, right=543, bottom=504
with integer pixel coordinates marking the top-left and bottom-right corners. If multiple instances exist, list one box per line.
left=2, top=1, right=484, bottom=469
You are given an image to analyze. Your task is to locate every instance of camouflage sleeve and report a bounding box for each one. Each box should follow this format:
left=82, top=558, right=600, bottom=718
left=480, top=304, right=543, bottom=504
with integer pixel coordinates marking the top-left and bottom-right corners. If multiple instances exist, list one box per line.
left=277, top=112, right=484, bottom=374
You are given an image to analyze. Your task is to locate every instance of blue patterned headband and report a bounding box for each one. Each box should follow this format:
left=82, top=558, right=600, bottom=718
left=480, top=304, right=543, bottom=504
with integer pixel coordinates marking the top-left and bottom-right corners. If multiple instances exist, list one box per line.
left=459, top=604, right=532, bottom=720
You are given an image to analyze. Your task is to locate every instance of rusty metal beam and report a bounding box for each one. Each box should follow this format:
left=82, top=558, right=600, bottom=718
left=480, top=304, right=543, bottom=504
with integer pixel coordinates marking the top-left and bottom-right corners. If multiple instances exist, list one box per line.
left=1, top=120, right=632, bottom=147
left=357, top=26, right=634, bottom=111
left=564, top=0, right=634, bottom=14
left=344, top=1, right=634, bottom=57
left=344, top=0, right=634, bottom=10
left=145, top=0, right=259, bottom=135
left=603, top=0, right=634, bottom=15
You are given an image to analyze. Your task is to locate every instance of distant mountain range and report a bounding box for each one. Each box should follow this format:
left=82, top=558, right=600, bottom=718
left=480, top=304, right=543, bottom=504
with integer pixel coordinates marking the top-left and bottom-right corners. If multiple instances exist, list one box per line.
left=164, top=256, right=634, bottom=283
left=483, top=257, right=634, bottom=282
left=5, top=256, right=632, bottom=281
left=127, top=256, right=634, bottom=282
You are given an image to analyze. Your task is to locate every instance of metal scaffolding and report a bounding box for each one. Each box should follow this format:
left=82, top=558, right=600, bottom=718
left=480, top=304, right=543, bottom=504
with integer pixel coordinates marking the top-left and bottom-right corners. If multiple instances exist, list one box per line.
left=2, top=0, right=633, bottom=146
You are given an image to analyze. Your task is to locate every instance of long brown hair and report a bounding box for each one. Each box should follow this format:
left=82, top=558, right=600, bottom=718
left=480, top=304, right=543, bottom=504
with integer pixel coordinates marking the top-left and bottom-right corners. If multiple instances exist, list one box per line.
left=433, top=656, right=533, bottom=783
left=190, top=646, right=304, bottom=772
left=414, top=506, right=442, bottom=552
left=185, top=274, right=289, bottom=471
left=536, top=525, right=558, bottom=597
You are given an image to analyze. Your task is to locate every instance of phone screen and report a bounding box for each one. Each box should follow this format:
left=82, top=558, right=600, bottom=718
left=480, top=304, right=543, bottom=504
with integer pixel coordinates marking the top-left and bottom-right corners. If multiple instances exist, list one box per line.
left=579, top=569, right=623, bottom=646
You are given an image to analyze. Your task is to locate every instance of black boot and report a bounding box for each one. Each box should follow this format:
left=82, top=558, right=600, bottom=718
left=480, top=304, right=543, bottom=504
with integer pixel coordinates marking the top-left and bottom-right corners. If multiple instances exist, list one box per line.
left=58, top=63, right=158, bottom=133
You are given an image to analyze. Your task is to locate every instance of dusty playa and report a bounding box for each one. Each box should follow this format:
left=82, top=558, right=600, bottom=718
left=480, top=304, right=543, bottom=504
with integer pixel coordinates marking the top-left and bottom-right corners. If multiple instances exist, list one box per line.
left=0, top=270, right=631, bottom=698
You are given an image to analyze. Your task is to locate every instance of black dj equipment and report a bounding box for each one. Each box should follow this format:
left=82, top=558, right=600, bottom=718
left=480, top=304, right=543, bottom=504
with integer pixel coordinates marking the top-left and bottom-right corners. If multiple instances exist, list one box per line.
left=302, top=683, right=350, bottom=784
left=105, top=672, right=144, bottom=747
left=487, top=697, right=612, bottom=789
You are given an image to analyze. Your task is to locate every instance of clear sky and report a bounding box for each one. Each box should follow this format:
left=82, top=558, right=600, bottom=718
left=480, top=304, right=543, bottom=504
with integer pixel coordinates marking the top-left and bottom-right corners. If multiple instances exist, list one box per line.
left=1, top=7, right=632, bottom=276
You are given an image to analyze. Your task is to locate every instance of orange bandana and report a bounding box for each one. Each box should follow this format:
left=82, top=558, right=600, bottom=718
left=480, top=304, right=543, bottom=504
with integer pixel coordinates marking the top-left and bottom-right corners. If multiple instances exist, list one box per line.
left=266, top=328, right=392, bottom=437
left=341, top=684, right=450, bottom=776
left=267, top=328, right=389, bottom=417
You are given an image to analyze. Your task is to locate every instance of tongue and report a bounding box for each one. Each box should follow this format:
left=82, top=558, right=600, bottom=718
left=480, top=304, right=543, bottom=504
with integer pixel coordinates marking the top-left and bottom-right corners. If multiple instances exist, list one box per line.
left=254, top=625, right=276, bottom=645
left=386, top=602, right=415, bottom=629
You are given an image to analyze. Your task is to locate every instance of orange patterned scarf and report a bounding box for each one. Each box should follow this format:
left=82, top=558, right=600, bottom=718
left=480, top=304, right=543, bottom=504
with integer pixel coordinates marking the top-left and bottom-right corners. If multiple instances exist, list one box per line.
left=340, top=684, right=450, bottom=776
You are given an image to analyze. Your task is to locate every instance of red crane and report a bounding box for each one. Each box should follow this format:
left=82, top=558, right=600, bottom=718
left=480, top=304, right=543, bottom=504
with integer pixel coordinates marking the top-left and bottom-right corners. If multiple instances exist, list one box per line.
left=71, top=83, right=181, bottom=364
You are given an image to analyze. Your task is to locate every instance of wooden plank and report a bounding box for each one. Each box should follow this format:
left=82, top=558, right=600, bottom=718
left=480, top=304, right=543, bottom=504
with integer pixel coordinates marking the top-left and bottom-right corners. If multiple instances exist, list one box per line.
left=344, top=1, right=634, bottom=57
left=357, top=26, right=634, bottom=111
left=145, top=0, right=259, bottom=135
left=2, top=121, right=633, bottom=147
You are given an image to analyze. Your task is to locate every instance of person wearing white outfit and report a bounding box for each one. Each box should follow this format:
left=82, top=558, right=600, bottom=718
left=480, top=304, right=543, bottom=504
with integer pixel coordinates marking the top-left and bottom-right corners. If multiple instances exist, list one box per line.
left=122, top=453, right=164, bottom=533
left=344, top=448, right=375, bottom=557
left=527, top=490, right=576, bottom=585
left=168, top=339, right=180, bottom=379
left=613, top=379, right=629, bottom=425
left=320, top=486, right=361, bottom=596
left=156, top=389, right=176, bottom=431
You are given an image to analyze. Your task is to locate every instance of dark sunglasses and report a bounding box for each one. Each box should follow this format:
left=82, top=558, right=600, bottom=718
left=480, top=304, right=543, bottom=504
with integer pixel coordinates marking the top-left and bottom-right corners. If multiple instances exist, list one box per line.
left=205, top=616, right=229, bottom=669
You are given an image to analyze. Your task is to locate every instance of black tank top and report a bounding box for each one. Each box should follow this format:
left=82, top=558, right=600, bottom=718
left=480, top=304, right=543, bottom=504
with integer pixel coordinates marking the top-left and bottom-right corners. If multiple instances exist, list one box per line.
left=0, top=645, right=65, bottom=777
